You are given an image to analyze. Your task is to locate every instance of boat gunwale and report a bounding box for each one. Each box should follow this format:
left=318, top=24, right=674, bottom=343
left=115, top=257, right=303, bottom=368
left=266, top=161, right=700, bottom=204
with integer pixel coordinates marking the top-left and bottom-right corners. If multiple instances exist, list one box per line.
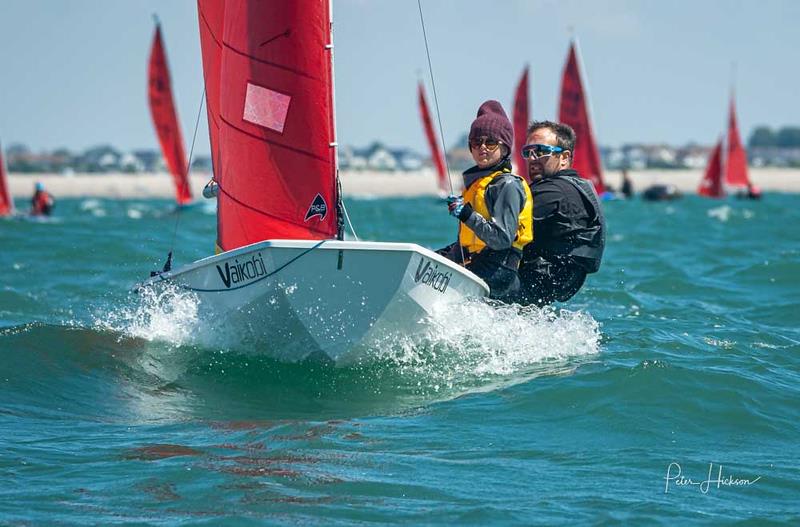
left=137, top=239, right=489, bottom=295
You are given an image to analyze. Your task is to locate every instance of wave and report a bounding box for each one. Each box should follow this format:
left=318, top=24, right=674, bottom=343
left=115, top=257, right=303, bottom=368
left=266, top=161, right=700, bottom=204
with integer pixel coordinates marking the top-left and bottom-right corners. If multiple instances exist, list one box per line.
left=1, top=289, right=605, bottom=422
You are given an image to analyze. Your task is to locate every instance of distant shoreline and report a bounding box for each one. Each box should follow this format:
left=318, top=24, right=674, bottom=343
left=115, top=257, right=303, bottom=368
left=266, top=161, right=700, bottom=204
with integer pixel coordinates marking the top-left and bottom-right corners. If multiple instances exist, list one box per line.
left=6, top=168, right=800, bottom=199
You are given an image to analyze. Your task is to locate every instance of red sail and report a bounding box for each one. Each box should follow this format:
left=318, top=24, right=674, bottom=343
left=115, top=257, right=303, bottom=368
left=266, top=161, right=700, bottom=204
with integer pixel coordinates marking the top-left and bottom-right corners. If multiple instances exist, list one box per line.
left=558, top=42, right=605, bottom=194
left=418, top=82, right=447, bottom=194
left=0, top=141, right=12, bottom=216
left=148, top=23, right=192, bottom=205
left=512, top=66, right=529, bottom=180
left=698, top=139, right=725, bottom=198
left=198, top=0, right=339, bottom=251
left=725, top=95, right=750, bottom=187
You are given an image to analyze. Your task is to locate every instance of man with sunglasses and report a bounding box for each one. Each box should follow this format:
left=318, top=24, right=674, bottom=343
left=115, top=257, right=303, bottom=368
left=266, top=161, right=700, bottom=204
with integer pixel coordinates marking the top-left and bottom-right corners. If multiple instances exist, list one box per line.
left=438, top=100, right=533, bottom=299
left=512, top=121, right=606, bottom=306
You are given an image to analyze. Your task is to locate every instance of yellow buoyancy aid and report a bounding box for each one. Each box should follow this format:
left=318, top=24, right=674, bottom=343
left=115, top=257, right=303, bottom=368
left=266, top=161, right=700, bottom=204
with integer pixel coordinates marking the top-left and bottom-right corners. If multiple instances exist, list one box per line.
left=458, top=169, right=533, bottom=255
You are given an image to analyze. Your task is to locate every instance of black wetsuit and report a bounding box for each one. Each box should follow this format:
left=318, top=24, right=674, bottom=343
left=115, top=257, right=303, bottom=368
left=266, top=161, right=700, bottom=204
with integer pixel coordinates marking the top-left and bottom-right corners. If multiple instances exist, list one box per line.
left=512, top=169, right=605, bottom=306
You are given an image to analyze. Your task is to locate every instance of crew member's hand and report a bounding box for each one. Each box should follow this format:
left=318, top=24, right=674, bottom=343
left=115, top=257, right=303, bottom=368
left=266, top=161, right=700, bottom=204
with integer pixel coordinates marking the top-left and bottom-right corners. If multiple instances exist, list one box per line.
left=447, top=195, right=464, bottom=217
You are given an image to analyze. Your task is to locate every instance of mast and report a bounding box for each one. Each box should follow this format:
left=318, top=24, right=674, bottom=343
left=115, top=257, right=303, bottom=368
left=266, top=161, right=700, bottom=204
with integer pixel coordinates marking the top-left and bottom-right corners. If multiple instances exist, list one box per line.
left=327, top=0, right=343, bottom=239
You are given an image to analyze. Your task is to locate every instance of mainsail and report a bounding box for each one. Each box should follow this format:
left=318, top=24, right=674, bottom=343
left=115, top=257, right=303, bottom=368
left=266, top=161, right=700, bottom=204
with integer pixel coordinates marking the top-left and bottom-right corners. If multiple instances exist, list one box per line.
left=512, top=66, right=529, bottom=180
left=198, top=0, right=340, bottom=252
left=558, top=42, right=606, bottom=194
left=0, top=141, right=12, bottom=216
left=417, top=82, right=448, bottom=195
left=725, top=95, right=750, bottom=187
left=698, top=139, right=725, bottom=198
left=148, top=22, right=192, bottom=206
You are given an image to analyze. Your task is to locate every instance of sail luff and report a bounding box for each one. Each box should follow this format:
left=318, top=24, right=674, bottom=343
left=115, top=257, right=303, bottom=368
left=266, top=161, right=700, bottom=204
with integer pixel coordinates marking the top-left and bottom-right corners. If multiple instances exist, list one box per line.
left=0, top=140, right=13, bottom=216
left=418, top=82, right=448, bottom=194
left=512, top=66, right=529, bottom=180
left=557, top=40, right=606, bottom=194
left=325, top=0, right=342, bottom=239
left=148, top=23, right=192, bottom=205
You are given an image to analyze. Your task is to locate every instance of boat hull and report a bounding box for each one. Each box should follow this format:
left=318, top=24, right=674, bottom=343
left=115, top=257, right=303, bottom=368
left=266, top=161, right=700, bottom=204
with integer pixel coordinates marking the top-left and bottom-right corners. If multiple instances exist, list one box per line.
left=138, top=240, right=488, bottom=363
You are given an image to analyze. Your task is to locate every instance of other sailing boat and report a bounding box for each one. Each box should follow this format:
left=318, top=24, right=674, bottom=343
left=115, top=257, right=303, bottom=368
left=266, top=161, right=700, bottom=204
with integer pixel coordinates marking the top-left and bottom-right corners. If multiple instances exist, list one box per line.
left=558, top=41, right=606, bottom=195
left=725, top=94, right=759, bottom=197
left=417, top=82, right=448, bottom=197
left=138, top=0, right=488, bottom=363
left=512, top=65, right=529, bottom=180
left=0, top=140, right=13, bottom=217
left=698, top=91, right=758, bottom=199
left=148, top=19, right=193, bottom=206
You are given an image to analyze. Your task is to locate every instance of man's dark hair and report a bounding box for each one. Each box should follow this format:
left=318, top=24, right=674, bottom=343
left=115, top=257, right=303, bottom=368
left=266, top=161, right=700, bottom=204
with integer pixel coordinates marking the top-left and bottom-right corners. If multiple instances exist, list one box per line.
left=527, top=121, right=576, bottom=152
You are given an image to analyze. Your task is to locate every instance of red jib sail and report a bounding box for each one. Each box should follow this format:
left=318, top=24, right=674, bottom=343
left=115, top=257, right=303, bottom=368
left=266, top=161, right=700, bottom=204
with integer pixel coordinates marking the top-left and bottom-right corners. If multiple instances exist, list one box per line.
left=0, top=141, right=12, bottom=216
left=418, top=82, right=447, bottom=195
left=558, top=42, right=605, bottom=194
left=698, top=139, right=725, bottom=198
left=198, top=0, right=339, bottom=252
left=512, top=66, right=529, bottom=180
left=148, top=23, right=192, bottom=205
left=725, top=95, right=750, bottom=187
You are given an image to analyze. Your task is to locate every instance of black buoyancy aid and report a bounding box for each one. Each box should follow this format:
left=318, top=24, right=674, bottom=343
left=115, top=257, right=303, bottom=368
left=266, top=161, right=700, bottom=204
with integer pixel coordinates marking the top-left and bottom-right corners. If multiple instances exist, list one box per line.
left=531, top=172, right=605, bottom=273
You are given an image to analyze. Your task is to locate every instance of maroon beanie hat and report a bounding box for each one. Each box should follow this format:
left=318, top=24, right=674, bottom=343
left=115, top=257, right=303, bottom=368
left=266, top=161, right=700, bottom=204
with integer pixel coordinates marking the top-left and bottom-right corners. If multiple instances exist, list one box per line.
left=468, top=100, right=514, bottom=152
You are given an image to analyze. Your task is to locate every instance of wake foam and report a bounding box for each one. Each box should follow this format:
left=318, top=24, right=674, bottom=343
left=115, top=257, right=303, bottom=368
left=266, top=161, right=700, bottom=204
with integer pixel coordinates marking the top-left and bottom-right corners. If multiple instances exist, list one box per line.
left=94, top=284, right=600, bottom=399
left=95, top=284, right=201, bottom=347
left=364, top=299, right=601, bottom=388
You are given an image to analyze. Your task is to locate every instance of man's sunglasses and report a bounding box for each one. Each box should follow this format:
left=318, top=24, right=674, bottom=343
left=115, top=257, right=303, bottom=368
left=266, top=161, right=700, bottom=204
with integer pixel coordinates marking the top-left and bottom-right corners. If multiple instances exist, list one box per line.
left=469, top=137, right=502, bottom=151
left=521, top=144, right=564, bottom=159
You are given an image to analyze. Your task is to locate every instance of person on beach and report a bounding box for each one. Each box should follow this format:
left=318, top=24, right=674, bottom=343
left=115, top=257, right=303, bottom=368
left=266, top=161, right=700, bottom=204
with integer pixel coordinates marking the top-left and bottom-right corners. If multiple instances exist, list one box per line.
left=510, top=120, right=606, bottom=306
left=30, top=182, right=54, bottom=216
left=437, top=100, right=533, bottom=300
left=621, top=168, right=634, bottom=198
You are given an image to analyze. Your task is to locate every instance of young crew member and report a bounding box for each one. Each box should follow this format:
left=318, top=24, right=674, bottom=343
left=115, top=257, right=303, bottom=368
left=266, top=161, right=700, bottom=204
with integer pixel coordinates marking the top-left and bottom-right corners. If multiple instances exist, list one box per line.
left=438, top=100, right=533, bottom=299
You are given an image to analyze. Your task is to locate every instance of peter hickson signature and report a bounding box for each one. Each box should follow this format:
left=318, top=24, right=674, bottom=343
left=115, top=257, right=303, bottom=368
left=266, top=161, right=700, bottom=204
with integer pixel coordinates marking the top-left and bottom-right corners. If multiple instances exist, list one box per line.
left=664, top=462, right=761, bottom=494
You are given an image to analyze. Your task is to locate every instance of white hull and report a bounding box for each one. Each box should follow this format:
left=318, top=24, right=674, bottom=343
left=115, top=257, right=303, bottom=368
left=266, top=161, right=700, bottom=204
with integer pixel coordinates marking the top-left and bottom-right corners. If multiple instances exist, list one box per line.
left=138, top=240, right=488, bottom=363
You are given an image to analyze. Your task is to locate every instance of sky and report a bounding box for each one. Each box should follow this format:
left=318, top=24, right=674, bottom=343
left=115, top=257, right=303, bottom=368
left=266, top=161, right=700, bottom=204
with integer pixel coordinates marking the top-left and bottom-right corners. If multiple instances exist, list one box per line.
left=1, top=0, right=799, bottom=157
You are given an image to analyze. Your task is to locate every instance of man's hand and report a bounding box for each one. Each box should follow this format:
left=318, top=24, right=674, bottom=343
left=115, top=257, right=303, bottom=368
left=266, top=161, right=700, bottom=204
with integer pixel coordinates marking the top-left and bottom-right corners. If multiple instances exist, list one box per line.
left=447, top=195, right=464, bottom=217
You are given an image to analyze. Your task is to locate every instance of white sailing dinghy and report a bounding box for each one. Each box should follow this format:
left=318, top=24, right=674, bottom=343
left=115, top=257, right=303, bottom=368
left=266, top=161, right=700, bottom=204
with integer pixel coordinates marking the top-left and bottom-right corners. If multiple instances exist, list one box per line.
left=137, top=0, right=488, bottom=363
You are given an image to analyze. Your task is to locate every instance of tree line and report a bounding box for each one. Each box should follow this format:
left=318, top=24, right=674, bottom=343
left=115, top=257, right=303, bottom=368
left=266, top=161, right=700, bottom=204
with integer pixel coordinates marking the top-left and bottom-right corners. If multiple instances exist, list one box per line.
left=748, top=126, right=800, bottom=148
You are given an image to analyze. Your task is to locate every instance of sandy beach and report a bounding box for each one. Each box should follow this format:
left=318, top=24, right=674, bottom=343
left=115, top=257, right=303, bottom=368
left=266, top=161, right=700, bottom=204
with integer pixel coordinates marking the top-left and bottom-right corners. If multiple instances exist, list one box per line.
left=6, top=168, right=799, bottom=199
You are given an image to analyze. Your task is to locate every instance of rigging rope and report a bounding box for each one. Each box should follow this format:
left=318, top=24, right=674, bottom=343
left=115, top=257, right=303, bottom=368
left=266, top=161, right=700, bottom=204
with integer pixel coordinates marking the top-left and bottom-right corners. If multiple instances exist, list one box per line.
left=340, top=199, right=359, bottom=240
left=416, top=0, right=454, bottom=195
left=417, top=0, right=465, bottom=264
left=160, top=87, right=206, bottom=274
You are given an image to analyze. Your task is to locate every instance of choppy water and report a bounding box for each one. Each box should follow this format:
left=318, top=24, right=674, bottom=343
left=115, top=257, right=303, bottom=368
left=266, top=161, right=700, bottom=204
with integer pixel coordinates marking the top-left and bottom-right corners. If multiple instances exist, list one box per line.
left=1, top=193, right=799, bottom=524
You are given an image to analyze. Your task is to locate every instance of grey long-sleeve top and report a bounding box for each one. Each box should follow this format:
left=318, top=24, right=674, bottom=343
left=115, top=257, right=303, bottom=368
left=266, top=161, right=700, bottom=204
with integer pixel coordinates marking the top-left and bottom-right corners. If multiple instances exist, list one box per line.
left=458, top=167, right=527, bottom=251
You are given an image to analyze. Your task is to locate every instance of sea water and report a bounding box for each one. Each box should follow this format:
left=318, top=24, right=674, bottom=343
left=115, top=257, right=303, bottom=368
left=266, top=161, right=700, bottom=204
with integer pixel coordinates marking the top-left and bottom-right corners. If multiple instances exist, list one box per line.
left=1, top=194, right=798, bottom=524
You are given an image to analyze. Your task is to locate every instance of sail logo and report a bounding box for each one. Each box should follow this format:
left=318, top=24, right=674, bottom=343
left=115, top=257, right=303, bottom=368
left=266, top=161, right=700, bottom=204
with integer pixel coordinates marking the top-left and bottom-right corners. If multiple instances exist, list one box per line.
left=304, top=194, right=328, bottom=221
left=216, top=253, right=267, bottom=288
left=414, top=258, right=452, bottom=294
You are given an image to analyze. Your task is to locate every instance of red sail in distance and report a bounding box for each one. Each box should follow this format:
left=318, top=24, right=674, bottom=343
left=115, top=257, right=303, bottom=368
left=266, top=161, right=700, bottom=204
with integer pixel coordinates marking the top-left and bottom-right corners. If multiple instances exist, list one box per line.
left=418, top=82, right=448, bottom=194
left=698, top=139, right=725, bottom=198
left=725, top=95, right=750, bottom=187
left=0, top=141, right=12, bottom=216
left=558, top=42, right=605, bottom=194
left=198, top=0, right=339, bottom=251
left=148, top=23, right=192, bottom=205
left=512, top=66, right=530, bottom=180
